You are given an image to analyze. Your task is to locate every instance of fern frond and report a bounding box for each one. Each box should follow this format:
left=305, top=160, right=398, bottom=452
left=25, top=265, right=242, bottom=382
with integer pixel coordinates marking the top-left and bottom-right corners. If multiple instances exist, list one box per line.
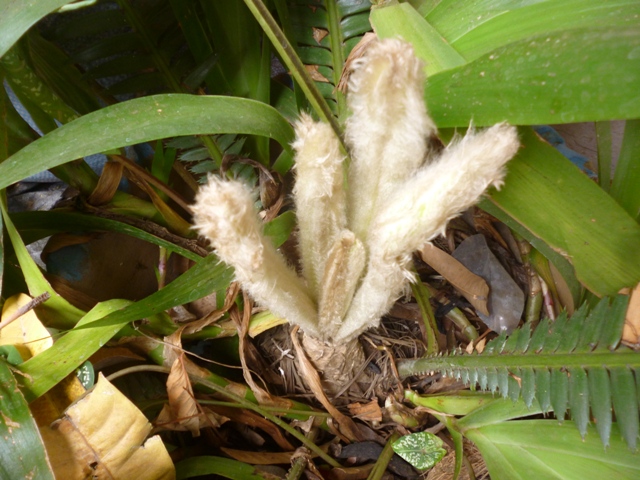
left=288, top=0, right=372, bottom=117
left=398, top=295, right=640, bottom=449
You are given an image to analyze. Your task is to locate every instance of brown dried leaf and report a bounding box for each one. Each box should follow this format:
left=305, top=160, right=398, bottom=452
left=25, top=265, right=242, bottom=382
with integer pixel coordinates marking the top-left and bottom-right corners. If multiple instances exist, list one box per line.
left=312, top=27, right=328, bottom=44
left=337, top=32, right=377, bottom=93
left=220, top=447, right=296, bottom=465
left=305, top=64, right=330, bottom=83
left=210, top=406, right=295, bottom=451
left=88, top=160, right=124, bottom=205
left=623, top=283, right=640, bottom=345
left=420, top=243, right=490, bottom=316
left=347, top=400, right=382, bottom=423
left=231, top=292, right=285, bottom=406
left=165, top=353, right=201, bottom=436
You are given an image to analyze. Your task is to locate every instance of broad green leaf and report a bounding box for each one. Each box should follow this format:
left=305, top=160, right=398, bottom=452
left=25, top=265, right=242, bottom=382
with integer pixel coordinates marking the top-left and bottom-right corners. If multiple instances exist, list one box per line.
left=370, top=2, right=466, bottom=76
left=449, top=1, right=640, bottom=61
left=0, top=94, right=294, bottom=189
left=0, top=360, right=55, bottom=480
left=486, top=128, right=640, bottom=296
left=424, top=0, right=551, bottom=44
left=392, top=431, right=447, bottom=471
left=465, top=420, right=640, bottom=480
left=175, top=456, right=268, bottom=480
left=0, top=0, right=76, bottom=59
left=425, top=26, right=640, bottom=126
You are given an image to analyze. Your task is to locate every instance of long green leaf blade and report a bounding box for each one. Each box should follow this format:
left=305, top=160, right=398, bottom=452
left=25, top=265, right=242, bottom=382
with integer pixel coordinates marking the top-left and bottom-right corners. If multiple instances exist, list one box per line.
left=486, top=128, right=640, bottom=297
left=0, top=94, right=295, bottom=189
left=0, top=360, right=54, bottom=479
left=425, top=26, right=640, bottom=127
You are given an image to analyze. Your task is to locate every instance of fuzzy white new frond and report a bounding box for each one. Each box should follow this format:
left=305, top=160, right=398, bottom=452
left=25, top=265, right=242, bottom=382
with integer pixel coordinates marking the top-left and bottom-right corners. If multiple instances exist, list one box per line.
left=317, top=230, right=365, bottom=339
left=336, top=123, right=519, bottom=342
left=371, top=123, right=519, bottom=260
left=192, top=178, right=320, bottom=337
left=345, top=38, right=437, bottom=240
left=292, top=113, right=347, bottom=297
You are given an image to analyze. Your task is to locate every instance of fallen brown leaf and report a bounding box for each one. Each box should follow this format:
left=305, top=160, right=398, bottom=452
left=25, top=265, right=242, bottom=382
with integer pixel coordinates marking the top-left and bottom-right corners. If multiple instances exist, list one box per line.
left=347, top=400, right=382, bottom=423
left=420, top=243, right=490, bottom=316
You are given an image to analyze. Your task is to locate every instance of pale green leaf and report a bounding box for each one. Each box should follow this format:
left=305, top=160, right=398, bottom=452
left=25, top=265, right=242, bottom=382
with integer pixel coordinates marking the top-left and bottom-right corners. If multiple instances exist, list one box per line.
left=392, top=431, right=447, bottom=471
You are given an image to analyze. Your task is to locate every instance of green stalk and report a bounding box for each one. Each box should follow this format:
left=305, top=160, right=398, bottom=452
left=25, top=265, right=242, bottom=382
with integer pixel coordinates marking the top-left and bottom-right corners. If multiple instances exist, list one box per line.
left=324, top=0, right=347, bottom=116
left=411, top=279, right=439, bottom=354
left=367, top=432, right=400, bottom=480
left=243, top=0, right=344, bottom=146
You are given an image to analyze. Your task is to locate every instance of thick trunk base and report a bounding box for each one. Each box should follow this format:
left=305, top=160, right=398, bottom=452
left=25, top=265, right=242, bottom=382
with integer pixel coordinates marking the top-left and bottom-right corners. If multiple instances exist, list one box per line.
left=300, top=333, right=370, bottom=397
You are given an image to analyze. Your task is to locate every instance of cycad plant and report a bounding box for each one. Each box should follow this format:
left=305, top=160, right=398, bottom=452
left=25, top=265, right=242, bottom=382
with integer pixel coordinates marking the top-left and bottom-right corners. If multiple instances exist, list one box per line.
left=192, top=38, right=520, bottom=388
left=0, top=0, right=639, bottom=479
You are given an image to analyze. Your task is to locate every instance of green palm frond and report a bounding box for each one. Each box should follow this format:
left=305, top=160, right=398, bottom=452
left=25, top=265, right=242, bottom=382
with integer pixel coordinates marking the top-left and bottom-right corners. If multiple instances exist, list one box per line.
left=398, top=295, right=640, bottom=449
left=287, top=0, right=372, bottom=117
left=42, top=0, right=191, bottom=96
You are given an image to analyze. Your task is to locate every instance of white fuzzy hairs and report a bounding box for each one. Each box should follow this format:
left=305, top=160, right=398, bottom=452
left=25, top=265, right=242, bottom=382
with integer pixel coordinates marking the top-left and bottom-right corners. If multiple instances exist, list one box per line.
left=193, top=38, right=520, bottom=344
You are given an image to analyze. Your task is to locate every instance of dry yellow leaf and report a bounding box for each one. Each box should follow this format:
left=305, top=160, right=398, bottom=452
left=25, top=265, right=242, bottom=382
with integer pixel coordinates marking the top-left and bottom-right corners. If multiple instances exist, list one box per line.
left=0, top=294, right=85, bottom=426
left=0, top=293, right=54, bottom=358
left=42, top=373, right=175, bottom=480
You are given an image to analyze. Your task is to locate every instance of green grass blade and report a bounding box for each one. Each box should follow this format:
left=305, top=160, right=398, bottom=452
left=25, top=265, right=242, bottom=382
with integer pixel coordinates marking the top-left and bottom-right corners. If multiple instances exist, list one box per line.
left=425, top=26, right=640, bottom=127
left=0, top=360, right=55, bottom=479
left=72, top=254, right=233, bottom=331
left=16, top=299, right=131, bottom=401
left=485, top=128, right=640, bottom=297
left=0, top=94, right=295, bottom=190
left=0, top=0, right=75, bottom=59
left=610, top=119, right=640, bottom=220
left=243, top=0, right=341, bottom=140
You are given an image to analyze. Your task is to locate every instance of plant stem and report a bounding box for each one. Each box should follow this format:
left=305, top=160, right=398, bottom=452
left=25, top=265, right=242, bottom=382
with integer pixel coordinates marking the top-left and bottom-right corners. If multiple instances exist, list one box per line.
left=366, top=432, right=399, bottom=480
left=243, top=0, right=344, bottom=146
left=411, top=279, right=439, bottom=354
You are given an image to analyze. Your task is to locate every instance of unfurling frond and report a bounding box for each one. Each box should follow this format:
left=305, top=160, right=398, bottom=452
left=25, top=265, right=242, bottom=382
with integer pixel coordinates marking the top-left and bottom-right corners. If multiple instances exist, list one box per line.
left=193, top=38, right=520, bottom=343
